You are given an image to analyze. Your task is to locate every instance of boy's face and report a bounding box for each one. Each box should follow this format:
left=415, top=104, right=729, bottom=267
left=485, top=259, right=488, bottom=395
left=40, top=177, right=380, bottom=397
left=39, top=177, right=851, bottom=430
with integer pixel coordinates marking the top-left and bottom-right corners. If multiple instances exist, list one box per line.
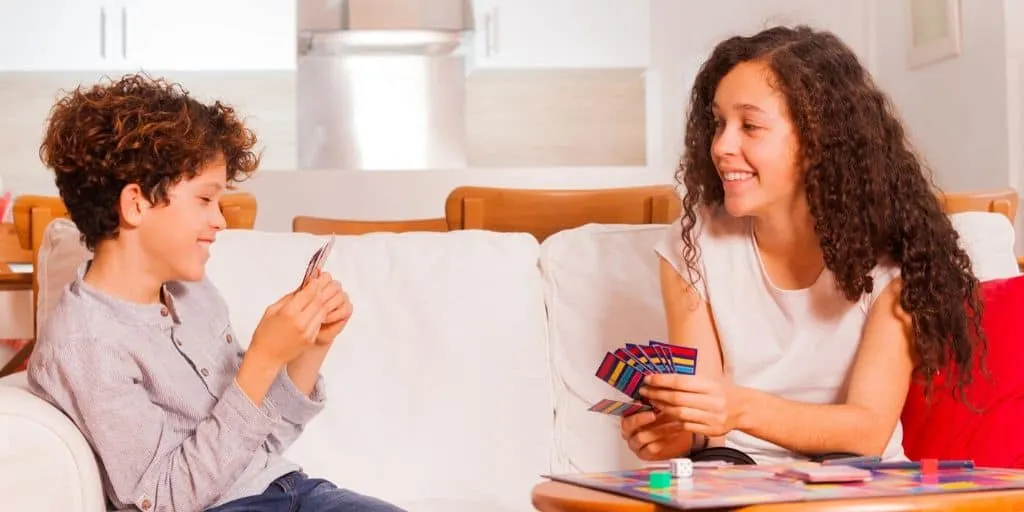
left=136, top=159, right=228, bottom=282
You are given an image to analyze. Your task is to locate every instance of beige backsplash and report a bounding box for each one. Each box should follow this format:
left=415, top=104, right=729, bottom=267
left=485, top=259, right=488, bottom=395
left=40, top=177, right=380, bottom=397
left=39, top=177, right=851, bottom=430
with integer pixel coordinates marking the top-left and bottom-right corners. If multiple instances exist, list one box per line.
left=0, top=68, right=646, bottom=180
left=465, top=69, right=647, bottom=167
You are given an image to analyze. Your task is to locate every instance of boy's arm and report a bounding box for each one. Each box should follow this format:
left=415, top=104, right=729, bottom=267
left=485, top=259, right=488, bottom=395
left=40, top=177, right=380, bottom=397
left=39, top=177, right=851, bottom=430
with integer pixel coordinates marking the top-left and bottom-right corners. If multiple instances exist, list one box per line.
left=264, top=345, right=329, bottom=453
left=29, top=339, right=283, bottom=512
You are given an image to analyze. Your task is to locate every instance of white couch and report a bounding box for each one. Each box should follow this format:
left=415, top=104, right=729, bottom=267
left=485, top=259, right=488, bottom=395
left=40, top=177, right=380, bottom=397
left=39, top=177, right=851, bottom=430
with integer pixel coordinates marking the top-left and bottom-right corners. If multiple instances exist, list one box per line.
left=0, top=212, right=1020, bottom=512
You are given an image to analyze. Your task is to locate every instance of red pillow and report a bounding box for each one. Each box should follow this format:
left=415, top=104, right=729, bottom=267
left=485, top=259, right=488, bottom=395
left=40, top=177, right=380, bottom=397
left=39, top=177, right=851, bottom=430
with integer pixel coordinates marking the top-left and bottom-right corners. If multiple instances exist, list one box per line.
left=901, top=274, right=1024, bottom=467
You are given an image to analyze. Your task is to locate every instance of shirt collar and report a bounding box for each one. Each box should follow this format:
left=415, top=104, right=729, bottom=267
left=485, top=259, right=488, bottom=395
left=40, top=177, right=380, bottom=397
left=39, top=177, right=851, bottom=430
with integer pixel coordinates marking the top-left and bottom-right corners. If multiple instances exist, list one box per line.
left=69, top=260, right=180, bottom=328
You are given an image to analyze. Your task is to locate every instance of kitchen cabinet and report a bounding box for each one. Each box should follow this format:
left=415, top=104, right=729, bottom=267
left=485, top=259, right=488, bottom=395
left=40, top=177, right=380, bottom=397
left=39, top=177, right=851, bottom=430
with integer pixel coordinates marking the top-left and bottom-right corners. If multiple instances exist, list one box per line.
left=123, top=0, right=296, bottom=71
left=0, top=0, right=110, bottom=71
left=469, top=0, right=650, bottom=70
left=0, top=0, right=296, bottom=71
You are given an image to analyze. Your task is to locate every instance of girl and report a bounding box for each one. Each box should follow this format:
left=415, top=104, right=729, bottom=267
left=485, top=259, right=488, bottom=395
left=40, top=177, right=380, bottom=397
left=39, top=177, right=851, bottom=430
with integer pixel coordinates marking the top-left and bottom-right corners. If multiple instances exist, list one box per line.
left=621, top=25, right=984, bottom=465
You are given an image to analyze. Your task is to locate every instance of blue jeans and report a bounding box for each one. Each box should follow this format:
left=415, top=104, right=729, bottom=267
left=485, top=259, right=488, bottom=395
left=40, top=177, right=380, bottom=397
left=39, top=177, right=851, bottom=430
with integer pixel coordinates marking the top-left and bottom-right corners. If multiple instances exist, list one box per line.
left=207, top=472, right=406, bottom=512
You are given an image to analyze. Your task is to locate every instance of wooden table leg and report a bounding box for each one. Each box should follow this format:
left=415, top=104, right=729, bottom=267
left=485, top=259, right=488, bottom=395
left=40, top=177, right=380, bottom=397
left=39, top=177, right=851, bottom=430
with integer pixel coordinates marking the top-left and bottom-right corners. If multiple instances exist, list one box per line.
left=0, top=339, right=33, bottom=378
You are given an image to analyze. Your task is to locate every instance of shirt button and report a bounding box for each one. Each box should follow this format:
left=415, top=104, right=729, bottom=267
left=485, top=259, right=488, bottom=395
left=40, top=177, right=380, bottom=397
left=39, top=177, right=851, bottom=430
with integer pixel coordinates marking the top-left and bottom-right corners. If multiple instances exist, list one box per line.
left=226, top=333, right=233, bottom=344
left=140, top=498, right=152, bottom=510
left=200, top=368, right=210, bottom=377
left=160, top=307, right=169, bottom=317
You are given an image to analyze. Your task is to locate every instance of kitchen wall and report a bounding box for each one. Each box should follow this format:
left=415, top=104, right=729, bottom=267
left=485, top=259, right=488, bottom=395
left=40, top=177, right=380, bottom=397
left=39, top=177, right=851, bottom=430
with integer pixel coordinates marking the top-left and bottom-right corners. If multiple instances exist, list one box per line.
left=872, top=0, right=1023, bottom=255
left=0, top=0, right=1020, bottom=253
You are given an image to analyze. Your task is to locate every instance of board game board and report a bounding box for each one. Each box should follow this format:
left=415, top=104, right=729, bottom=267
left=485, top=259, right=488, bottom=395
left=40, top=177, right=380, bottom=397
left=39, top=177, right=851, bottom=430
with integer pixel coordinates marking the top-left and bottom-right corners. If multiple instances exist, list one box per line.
left=545, top=464, right=1024, bottom=510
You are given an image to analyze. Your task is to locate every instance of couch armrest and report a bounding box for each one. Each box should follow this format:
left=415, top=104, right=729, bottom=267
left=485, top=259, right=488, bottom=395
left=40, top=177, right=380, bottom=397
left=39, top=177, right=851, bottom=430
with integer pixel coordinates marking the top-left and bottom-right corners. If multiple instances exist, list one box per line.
left=0, top=373, right=106, bottom=512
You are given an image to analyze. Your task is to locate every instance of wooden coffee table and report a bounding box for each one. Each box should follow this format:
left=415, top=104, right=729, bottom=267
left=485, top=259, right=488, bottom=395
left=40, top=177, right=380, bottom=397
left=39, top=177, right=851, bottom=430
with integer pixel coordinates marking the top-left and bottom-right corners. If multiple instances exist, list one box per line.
left=532, top=480, right=1024, bottom=511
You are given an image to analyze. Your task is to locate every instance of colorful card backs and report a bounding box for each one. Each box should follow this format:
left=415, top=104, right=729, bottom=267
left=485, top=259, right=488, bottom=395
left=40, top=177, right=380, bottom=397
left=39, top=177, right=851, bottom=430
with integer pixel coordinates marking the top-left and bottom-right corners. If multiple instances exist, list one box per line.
left=595, top=352, right=645, bottom=400
left=593, top=341, right=699, bottom=413
left=588, top=399, right=653, bottom=417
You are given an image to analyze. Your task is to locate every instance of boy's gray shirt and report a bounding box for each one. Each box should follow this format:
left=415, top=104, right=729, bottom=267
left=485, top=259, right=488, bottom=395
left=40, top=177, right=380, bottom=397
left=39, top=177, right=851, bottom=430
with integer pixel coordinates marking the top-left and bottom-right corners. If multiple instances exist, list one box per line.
left=28, top=261, right=327, bottom=512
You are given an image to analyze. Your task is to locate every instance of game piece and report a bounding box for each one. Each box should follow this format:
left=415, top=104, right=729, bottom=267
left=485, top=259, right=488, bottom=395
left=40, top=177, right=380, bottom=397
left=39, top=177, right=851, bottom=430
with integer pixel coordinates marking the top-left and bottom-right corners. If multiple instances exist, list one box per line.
left=544, top=464, right=1024, bottom=510
left=670, top=458, right=694, bottom=478
left=587, top=398, right=653, bottom=417
left=844, top=459, right=974, bottom=471
left=821, top=455, right=880, bottom=466
left=648, top=470, right=672, bottom=490
left=921, top=458, right=938, bottom=475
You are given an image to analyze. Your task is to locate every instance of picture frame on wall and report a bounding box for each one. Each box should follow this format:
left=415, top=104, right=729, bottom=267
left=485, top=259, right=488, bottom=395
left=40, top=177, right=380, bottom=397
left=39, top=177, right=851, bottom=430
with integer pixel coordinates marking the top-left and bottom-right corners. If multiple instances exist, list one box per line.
left=906, top=0, right=963, bottom=69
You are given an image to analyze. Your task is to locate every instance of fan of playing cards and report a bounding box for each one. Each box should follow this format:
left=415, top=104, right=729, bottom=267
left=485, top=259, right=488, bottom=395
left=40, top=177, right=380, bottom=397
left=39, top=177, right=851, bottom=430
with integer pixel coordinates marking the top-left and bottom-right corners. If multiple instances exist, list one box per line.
left=300, top=236, right=335, bottom=289
left=588, top=341, right=698, bottom=417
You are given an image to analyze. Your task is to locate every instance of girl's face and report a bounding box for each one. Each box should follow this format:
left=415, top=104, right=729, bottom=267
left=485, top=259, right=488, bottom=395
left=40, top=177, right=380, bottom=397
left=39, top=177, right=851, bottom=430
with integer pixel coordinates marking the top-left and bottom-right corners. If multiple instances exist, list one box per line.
left=709, top=60, right=803, bottom=219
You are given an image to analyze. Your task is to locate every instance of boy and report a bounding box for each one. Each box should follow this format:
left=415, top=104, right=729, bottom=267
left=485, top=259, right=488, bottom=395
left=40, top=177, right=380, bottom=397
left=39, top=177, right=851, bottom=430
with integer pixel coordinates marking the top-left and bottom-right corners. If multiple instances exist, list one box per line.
left=27, top=74, right=405, bottom=512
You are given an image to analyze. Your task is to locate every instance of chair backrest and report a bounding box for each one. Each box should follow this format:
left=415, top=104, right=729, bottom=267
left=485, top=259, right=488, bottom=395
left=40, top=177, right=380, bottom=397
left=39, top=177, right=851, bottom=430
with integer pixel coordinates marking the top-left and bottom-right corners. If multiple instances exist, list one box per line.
left=293, top=216, right=447, bottom=236
left=444, top=185, right=681, bottom=242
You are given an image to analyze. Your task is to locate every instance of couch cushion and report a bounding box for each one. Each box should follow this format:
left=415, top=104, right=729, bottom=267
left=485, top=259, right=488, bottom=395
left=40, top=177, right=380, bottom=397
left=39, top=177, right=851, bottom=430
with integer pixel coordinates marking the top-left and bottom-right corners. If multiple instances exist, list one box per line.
left=539, top=223, right=668, bottom=473
left=948, top=212, right=1020, bottom=281
left=34, top=218, right=92, bottom=337
left=901, top=275, right=1024, bottom=467
left=206, top=229, right=553, bottom=512
left=33, top=223, right=554, bottom=512
left=538, top=213, right=1017, bottom=474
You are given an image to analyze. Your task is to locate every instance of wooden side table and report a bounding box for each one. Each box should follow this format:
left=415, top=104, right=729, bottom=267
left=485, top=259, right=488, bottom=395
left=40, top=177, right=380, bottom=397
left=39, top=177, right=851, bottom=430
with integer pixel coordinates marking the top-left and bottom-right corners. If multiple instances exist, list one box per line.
left=0, top=271, right=31, bottom=291
left=532, top=480, right=1024, bottom=511
left=0, top=270, right=33, bottom=377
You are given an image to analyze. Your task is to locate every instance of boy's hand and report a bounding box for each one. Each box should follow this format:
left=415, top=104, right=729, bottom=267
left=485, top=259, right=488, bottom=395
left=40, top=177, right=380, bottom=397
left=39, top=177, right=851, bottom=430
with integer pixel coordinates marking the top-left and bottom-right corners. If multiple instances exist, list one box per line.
left=314, top=272, right=352, bottom=345
left=249, top=273, right=332, bottom=364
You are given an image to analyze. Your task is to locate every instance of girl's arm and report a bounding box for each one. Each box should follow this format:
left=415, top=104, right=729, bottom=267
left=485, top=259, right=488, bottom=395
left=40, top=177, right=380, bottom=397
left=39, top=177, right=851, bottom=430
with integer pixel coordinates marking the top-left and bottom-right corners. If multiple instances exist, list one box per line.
left=657, top=256, right=730, bottom=451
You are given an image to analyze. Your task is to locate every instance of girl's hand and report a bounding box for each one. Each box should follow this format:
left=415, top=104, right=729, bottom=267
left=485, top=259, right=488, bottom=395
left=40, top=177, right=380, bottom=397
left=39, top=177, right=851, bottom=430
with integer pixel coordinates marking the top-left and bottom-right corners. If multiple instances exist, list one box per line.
left=620, top=411, right=692, bottom=461
left=639, top=374, right=741, bottom=438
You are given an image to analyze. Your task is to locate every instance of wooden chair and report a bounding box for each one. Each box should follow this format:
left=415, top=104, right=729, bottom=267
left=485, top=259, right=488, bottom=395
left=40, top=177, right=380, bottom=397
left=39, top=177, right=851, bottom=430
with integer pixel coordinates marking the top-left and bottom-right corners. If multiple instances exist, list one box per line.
left=935, top=188, right=1022, bottom=272
left=0, top=222, right=32, bottom=288
left=293, top=216, right=447, bottom=235
left=292, top=186, right=681, bottom=241
left=0, top=192, right=258, bottom=378
left=444, top=185, right=681, bottom=242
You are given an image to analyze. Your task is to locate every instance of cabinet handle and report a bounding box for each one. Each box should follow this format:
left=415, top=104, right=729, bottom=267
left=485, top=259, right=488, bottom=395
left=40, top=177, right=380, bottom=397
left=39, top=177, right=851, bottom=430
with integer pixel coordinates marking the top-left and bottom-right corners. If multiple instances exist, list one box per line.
left=99, top=8, right=106, bottom=58
left=121, top=7, right=127, bottom=59
left=491, top=6, right=500, bottom=54
left=483, top=13, right=492, bottom=57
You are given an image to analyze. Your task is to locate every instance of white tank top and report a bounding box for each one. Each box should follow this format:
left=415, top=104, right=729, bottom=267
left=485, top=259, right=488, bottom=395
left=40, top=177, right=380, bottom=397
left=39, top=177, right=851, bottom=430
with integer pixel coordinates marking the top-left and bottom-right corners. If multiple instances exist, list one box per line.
left=654, top=206, right=906, bottom=464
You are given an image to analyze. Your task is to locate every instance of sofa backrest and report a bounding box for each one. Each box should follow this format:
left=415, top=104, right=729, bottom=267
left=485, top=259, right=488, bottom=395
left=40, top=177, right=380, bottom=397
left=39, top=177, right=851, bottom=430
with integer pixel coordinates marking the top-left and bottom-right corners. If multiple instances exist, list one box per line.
left=538, top=211, right=1020, bottom=471
left=34, top=223, right=555, bottom=511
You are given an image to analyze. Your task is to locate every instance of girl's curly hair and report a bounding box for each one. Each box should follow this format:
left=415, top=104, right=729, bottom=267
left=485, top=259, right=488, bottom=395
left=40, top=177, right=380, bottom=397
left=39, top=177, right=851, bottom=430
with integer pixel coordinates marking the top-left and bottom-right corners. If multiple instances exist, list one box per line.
left=39, top=73, right=260, bottom=250
left=677, top=26, right=984, bottom=398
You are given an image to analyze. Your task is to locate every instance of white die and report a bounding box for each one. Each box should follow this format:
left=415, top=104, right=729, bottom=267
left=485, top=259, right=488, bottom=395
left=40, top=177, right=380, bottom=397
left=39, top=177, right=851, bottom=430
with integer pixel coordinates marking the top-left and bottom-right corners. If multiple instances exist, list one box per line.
left=670, top=458, right=694, bottom=478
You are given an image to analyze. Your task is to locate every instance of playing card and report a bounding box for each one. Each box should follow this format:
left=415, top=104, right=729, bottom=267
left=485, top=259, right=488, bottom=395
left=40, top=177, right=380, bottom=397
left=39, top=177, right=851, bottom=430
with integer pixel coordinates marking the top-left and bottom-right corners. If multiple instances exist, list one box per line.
left=593, top=341, right=700, bottom=405
left=301, top=236, right=336, bottom=287
left=588, top=398, right=653, bottom=417
left=777, top=463, right=873, bottom=483
left=636, top=344, right=670, bottom=373
left=624, top=343, right=659, bottom=373
left=594, top=352, right=645, bottom=400
left=650, top=341, right=698, bottom=375
left=614, top=347, right=653, bottom=376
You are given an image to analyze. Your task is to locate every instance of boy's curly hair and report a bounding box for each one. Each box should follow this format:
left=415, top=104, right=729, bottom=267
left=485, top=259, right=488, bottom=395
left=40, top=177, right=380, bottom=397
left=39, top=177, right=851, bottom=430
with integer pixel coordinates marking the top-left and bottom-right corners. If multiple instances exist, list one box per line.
left=677, top=26, right=984, bottom=399
left=39, top=73, right=260, bottom=250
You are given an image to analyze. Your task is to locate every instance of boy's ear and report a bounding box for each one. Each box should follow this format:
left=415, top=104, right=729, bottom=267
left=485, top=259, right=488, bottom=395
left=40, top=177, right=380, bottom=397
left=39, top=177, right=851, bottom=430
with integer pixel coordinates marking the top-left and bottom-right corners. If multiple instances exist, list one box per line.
left=118, top=184, right=150, bottom=227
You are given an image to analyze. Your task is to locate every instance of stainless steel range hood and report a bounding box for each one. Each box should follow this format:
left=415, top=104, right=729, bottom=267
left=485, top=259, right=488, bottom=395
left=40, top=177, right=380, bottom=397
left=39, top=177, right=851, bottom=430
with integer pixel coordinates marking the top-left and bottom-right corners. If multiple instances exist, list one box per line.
left=296, top=0, right=472, bottom=171
left=298, top=0, right=471, bottom=32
